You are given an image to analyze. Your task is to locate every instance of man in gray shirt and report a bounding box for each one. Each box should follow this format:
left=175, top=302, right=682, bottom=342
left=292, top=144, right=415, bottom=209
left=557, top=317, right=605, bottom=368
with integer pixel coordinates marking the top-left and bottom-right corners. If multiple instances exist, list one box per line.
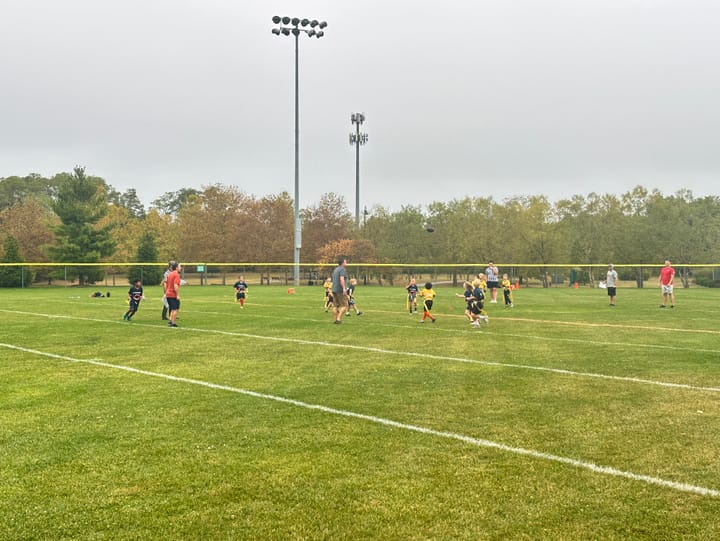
left=331, top=257, right=349, bottom=324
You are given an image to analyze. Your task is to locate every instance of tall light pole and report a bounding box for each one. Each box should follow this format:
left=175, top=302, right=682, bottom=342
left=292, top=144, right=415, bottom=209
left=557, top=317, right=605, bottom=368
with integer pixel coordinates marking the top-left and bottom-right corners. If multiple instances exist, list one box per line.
left=272, top=16, right=327, bottom=285
left=349, top=113, right=368, bottom=228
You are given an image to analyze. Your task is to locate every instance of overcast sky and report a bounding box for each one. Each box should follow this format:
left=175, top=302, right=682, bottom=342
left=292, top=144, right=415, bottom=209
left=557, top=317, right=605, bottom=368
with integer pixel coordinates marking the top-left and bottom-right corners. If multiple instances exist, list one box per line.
left=1, top=0, right=719, bottom=212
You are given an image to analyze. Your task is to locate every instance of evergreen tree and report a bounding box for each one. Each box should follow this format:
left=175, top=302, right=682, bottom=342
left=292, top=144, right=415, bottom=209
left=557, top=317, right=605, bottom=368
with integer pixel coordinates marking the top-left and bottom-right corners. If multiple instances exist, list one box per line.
left=48, top=166, right=116, bottom=285
left=0, top=236, right=28, bottom=287
left=127, top=232, right=163, bottom=285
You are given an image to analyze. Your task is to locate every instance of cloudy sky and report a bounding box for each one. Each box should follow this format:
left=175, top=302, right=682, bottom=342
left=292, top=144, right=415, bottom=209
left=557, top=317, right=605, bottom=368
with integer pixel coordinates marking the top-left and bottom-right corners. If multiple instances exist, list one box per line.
left=1, top=0, right=718, bottom=212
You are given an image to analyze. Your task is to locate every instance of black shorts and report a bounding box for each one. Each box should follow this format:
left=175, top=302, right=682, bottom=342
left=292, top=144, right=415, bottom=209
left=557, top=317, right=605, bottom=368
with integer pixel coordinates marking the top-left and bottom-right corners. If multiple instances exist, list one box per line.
left=487, top=281, right=499, bottom=289
left=607, top=287, right=616, bottom=297
left=167, top=297, right=181, bottom=311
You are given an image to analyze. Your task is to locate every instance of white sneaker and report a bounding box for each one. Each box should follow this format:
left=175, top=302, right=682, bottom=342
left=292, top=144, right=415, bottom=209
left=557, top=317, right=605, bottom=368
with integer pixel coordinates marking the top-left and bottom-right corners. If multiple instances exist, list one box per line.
left=480, top=315, right=490, bottom=324
left=471, top=321, right=481, bottom=327
left=490, top=300, right=497, bottom=303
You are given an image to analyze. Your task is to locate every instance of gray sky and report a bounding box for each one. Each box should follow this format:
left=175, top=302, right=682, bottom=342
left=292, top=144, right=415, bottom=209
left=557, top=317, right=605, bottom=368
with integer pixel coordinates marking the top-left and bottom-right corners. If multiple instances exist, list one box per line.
left=2, top=0, right=719, bottom=212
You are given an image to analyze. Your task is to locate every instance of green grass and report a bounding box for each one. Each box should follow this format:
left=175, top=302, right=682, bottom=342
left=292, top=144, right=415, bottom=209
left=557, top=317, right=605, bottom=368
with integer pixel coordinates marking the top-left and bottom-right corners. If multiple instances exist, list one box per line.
left=2, top=284, right=719, bottom=540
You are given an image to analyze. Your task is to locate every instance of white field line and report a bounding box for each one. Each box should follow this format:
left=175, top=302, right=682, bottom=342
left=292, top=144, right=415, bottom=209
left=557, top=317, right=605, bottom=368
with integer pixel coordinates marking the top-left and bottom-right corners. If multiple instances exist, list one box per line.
left=367, top=308, right=720, bottom=336
left=1, top=341, right=718, bottom=498
left=190, top=309, right=720, bottom=356
left=2, top=309, right=720, bottom=394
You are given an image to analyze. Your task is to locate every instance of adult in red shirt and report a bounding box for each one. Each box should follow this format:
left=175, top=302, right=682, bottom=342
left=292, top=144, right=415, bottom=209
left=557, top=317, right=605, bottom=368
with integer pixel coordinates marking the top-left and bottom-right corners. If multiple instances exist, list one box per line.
left=165, top=262, right=182, bottom=327
left=659, top=259, right=675, bottom=308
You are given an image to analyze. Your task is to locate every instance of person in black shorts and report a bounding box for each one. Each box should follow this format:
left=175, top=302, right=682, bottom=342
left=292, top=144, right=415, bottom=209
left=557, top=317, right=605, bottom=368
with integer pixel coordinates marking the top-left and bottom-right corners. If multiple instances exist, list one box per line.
left=123, top=279, right=144, bottom=321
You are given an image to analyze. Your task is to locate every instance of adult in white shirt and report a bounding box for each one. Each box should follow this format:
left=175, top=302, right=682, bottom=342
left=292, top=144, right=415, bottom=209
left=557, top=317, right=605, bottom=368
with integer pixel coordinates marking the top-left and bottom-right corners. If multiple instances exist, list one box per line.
left=485, top=261, right=499, bottom=303
left=606, top=263, right=618, bottom=306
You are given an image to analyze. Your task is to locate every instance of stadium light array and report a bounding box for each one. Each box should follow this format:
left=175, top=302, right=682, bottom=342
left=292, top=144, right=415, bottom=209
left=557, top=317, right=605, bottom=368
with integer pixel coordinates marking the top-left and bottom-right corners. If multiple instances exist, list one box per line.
left=271, top=15, right=328, bottom=285
left=349, top=113, right=369, bottom=227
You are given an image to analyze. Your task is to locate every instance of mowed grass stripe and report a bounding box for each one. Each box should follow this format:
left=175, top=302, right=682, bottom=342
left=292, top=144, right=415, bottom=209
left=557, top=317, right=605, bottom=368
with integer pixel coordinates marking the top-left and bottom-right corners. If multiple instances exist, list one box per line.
left=3, top=341, right=719, bottom=499
left=2, top=308, right=719, bottom=394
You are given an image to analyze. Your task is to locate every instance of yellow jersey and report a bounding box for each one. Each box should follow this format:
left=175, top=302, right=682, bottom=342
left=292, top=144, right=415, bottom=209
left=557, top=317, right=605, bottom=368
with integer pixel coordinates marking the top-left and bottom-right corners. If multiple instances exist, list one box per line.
left=419, top=287, right=436, bottom=301
left=472, top=277, right=487, bottom=292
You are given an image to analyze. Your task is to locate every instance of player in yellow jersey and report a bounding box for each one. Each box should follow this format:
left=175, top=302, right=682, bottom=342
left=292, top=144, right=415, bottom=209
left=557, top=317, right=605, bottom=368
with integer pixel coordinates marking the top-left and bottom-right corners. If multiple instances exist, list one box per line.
left=418, top=282, right=437, bottom=323
left=323, top=277, right=333, bottom=312
left=501, top=273, right=514, bottom=307
left=472, top=273, right=487, bottom=295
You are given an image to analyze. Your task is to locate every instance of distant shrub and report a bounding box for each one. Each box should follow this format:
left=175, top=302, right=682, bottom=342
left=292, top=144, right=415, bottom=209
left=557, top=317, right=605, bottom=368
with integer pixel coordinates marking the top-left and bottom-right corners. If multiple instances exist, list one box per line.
left=693, top=268, right=720, bottom=288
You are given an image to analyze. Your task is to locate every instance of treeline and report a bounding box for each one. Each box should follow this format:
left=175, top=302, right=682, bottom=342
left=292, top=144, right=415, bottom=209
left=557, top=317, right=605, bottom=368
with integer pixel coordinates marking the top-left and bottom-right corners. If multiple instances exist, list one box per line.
left=1, top=168, right=720, bottom=287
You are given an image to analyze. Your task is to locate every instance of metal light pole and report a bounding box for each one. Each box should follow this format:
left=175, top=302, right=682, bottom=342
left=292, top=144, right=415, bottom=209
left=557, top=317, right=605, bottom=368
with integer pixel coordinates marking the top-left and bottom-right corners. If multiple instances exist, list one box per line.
left=272, top=16, right=327, bottom=285
left=349, top=113, right=368, bottom=228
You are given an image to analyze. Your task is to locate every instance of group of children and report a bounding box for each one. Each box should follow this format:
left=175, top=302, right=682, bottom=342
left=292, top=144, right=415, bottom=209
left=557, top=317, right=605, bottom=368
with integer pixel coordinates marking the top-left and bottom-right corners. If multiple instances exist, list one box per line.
left=119, top=270, right=515, bottom=328
left=323, top=277, right=363, bottom=316
left=404, top=273, right=514, bottom=327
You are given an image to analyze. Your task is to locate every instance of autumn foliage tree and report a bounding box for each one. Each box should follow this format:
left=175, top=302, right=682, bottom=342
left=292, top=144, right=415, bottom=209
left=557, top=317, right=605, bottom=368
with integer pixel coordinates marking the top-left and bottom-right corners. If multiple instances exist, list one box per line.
left=300, top=193, right=354, bottom=263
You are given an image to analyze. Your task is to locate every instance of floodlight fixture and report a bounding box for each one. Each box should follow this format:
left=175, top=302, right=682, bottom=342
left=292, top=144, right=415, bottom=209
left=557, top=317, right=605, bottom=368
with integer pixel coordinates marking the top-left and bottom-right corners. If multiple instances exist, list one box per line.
left=270, top=15, right=328, bottom=284
left=349, top=112, right=369, bottom=227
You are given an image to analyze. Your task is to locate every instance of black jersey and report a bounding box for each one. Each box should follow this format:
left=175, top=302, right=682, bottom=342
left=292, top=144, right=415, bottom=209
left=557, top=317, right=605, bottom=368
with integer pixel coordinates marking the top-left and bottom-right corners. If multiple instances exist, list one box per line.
left=128, top=286, right=143, bottom=303
left=233, top=281, right=248, bottom=294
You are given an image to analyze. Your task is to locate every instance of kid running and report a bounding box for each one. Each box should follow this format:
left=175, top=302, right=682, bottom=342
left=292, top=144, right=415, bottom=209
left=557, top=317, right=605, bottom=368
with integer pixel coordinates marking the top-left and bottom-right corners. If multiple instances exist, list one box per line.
left=456, top=281, right=482, bottom=327
left=123, top=279, right=144, bottom=321
left=418, top=282, right=437, bottom=323
left=233, top=275, right=248, bottom=308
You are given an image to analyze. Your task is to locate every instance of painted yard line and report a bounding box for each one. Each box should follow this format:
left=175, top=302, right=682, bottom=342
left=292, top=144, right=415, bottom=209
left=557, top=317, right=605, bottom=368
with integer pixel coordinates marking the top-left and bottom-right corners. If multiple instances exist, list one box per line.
left=3, top=309, right=720, bottom=394
left=42, top=298, right=720, bottom=335
left=367, top=308, right=720, bottom=336
left=2, top=341, right=717, bottom=499
left=190, top=309, right=720, bottom=356
left=494, top=316, right=720, bottom=336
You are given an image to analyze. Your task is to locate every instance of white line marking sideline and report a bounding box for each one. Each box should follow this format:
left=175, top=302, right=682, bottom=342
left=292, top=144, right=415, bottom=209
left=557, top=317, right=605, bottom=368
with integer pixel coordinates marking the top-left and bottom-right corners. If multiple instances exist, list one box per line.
left=2, top=341, right=718, bottom=498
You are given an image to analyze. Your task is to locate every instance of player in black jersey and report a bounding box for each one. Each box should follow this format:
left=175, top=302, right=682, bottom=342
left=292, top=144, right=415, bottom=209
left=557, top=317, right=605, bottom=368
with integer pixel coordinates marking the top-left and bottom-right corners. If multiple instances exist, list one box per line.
left=406, top=278, right=419, bottom=314
left=123, top=279, right=144, bottom=321
left=233, top=275, right=249, bottom=308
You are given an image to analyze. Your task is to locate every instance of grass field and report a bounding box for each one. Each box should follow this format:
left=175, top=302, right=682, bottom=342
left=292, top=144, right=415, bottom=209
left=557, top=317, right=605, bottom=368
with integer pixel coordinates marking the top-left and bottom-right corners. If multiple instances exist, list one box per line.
left=2, top=283, right=719, bottom=540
